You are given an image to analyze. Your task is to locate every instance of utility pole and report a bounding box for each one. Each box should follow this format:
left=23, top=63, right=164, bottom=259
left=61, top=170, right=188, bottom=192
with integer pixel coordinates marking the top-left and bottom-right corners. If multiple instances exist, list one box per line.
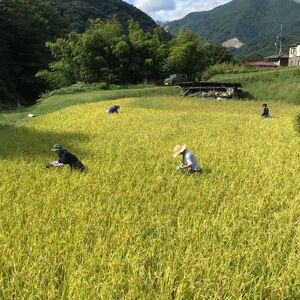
left=275, top=24, right=283, bottom=55
left=279, top=24, right=283, bottom=55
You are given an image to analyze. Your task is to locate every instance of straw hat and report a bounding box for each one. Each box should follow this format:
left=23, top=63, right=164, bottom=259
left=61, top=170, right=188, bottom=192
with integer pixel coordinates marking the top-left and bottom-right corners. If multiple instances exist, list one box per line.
left=173, top=144, right=187, bottom=158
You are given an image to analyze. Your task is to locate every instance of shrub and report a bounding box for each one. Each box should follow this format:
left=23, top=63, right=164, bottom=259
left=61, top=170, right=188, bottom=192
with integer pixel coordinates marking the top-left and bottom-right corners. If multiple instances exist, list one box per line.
left=47, top=82, right=109, bottom=96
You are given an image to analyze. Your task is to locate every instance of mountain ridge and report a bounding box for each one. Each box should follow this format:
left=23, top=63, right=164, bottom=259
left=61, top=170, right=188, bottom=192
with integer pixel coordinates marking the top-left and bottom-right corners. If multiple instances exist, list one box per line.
left=165, top=0, right=300, bottom=55
left=45, top=0, right=157, bottom=32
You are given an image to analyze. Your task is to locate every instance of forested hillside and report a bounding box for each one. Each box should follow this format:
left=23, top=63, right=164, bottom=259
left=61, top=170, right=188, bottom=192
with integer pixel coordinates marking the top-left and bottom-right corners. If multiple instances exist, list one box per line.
left=44, top=0, right=156, bottom=32
left=0, top=0, right=156, bottom=108
left=165, top=0, right=300, bottom=55
left=0, top=0, right=66, bottom=107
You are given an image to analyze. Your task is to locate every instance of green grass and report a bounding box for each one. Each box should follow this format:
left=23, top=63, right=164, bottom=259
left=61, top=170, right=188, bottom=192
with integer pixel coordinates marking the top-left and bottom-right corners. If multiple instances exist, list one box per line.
left=0, top=86, right=177, bottom=125
left=0, top=95, right=299, bottom=298
left=210, top=67, right=300, bottom=104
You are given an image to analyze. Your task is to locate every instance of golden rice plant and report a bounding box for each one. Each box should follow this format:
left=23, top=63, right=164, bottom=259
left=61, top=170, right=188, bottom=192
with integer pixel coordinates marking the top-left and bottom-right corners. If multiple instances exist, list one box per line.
left=0, top=96, right=299, bottom=299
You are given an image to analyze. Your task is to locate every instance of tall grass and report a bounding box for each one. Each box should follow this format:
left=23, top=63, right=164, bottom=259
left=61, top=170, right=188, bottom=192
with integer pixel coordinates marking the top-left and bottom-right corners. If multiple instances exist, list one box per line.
left=210, top=67, right=300, bottom=104
left=0, top=97, right=299, bottom=298
left=202, top=63, right=270, bottom=80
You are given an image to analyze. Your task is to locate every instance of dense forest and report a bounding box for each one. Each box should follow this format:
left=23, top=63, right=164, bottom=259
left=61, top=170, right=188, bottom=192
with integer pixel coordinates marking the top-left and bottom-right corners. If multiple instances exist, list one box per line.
left=0, top=0, right=66, bottom=107
left=0, top=0, right=231, bottom=108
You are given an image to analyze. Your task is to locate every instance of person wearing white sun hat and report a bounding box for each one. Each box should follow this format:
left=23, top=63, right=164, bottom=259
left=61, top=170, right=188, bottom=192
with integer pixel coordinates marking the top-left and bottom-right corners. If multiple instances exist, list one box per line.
left=173, top=144, right=202, bottom=173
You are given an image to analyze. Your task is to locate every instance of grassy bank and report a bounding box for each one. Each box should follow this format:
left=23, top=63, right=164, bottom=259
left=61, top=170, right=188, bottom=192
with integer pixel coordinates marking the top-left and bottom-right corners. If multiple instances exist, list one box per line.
left=210, top=67, right=300, bottom=104
left=0, top=86, right=177, bottom=125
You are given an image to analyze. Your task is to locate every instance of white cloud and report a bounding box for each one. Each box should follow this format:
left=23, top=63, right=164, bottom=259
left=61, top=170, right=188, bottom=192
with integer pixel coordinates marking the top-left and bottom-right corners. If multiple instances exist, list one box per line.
left=131, top=0, right=232, bottom=22
left=133, top=0, right=176, bottom=13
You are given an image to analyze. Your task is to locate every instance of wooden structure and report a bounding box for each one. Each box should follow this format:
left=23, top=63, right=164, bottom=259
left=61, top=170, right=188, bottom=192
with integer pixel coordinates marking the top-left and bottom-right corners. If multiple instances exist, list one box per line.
left=178, top=81, right=242, bottom=99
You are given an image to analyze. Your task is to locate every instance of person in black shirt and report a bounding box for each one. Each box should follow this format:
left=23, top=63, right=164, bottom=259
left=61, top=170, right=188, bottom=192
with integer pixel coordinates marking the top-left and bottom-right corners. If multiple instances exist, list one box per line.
left=46, top=144, right=85, bottom=172
left=107, top=105, right=120, bottom=114
left=261, top=104, right=271, bottom=118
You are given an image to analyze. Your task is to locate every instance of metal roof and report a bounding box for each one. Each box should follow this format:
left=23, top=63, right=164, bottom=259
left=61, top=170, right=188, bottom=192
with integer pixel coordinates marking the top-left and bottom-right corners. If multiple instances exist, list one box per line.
left=265, top=54, right=289, bottom=59
left=247, top=61, right=278, bottom=67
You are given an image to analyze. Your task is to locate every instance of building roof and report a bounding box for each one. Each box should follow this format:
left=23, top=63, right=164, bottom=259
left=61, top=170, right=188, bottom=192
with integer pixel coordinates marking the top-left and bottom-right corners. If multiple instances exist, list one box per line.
left=246, top=61, right=278, bottom=68
left=265, top=54, right=289, bottom=60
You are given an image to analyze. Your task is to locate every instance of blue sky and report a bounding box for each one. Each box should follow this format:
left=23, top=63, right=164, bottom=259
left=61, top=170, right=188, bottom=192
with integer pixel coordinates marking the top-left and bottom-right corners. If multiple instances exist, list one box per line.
left=124, top=0, right=231, bottom=21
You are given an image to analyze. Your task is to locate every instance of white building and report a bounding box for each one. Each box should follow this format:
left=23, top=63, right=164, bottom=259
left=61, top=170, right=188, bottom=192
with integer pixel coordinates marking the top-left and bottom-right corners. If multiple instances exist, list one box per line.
left=289, top=43, right=300, bottom=66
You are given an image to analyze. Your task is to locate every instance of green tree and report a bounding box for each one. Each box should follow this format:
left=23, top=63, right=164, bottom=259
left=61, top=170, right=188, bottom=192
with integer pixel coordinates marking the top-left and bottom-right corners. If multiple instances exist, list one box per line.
left=38, top=19, right=170, bottom=87
left=164, top=28, right=207, bottom=78
left=38, top=19, right=128, bottom=86
left=0, top=0, right=66, bottom=107
left=205, top=44, right=232, bottom=66
left=38, top=20, right=232, bottom=90
left=127, top=20, right=170, bottom=82
left=37, top=32, right=82, bottom=88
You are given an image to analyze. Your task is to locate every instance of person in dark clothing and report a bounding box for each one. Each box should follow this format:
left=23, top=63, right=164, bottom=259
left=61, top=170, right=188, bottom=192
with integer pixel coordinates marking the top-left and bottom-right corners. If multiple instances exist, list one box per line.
left=261, top=104, right=271, bottom=118
left=107, top=105, right=120, bottom=114
left=46, top=144, right=85, bottom=172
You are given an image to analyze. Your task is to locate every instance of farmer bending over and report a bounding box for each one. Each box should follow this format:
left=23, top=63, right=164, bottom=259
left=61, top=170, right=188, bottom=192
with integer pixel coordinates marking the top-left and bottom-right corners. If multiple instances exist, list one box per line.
left=261, top=103, right=271, bottom=118
left=46, top=144, right=85, bottom=172
left=107, top=105, right=120, bottom=114
left=173, top=144, right=202, bottom=173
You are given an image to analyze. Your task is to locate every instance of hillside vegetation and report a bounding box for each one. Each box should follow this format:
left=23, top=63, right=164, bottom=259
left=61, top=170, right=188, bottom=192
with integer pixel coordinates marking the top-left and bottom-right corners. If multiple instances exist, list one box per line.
left=165, top=0, right=300, bottom=55
left=44, top=0, right=156, bottom=32
left=0, top=95, right=299, bottom=298
left=209, top=67, right=300, bottom=104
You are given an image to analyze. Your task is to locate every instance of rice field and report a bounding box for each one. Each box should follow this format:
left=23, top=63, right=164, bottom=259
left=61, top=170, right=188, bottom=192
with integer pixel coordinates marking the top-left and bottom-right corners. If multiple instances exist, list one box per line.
left=0, top=96, right=299, bottom=299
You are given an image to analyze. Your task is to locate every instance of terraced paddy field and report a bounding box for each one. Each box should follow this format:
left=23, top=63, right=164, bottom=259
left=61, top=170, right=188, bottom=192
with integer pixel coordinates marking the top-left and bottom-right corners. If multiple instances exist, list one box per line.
left=0, top=95, right=299, bottom=299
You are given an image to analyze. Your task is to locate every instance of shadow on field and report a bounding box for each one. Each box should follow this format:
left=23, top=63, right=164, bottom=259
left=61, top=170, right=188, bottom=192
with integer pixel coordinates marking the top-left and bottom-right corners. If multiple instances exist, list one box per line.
left=296, top=115, right=300, bottom=133
left=0, top=124, right=89, bottom=159
left=202, top=167, right=213, bottom=175
left=241, top=91, right=255, bottom=99
left=182, top=168, right=213, bottom=179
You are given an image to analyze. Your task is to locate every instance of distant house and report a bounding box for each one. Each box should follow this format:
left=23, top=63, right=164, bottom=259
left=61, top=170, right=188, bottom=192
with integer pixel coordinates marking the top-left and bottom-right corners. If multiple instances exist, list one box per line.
left=289, top=43, right=300, bottom=66
left=265, top=54, right=289, bottom=66
left=246, top=54, right=289, bottom=68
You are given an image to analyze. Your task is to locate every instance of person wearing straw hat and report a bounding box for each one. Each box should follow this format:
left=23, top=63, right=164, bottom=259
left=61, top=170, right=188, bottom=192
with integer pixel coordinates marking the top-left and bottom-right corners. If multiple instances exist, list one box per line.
left=173, top=144, right=202, bottom=173
left=46, top=144, right=85, bottom=172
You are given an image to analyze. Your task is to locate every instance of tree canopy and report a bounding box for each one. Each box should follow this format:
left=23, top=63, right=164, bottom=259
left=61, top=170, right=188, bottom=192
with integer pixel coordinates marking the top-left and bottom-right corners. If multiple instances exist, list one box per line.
left=38, top=22, right=231, bottom=90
